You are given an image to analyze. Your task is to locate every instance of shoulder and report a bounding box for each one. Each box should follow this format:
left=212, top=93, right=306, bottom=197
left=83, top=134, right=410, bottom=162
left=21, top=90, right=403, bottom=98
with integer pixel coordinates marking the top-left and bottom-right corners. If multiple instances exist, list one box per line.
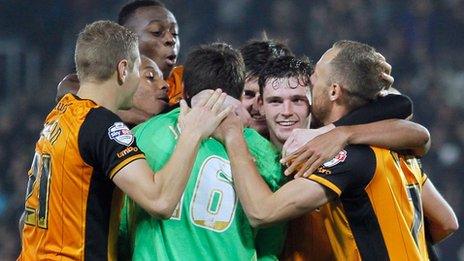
left=243, top=128, right=284, bottom=189
left=134, top=108, right=180, bottom=138
left=80, top=107, right=124, bottom=137
left=244, top=128, right=278, bottom=153
left=309, top=145, right=376, bottom=195
left=318, top=145, right=376, bottom=179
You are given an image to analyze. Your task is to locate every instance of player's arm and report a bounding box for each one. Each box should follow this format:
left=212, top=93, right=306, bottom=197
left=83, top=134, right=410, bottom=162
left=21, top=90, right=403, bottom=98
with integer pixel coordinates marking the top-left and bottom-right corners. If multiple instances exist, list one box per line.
left=113, top=91, right=231, bottom=218
left=333, top=93, right=431, bottom=155
left=333, top=94, right=413, bottom=126
left=219, top=115, right=334, bottom=227
left=80, top=90, right=230, bottom=219
left=421, top=179, right=459, bottom=244
left=331, top=94, right=429, bottom=156
left=282, top=119, right=430, bottom=178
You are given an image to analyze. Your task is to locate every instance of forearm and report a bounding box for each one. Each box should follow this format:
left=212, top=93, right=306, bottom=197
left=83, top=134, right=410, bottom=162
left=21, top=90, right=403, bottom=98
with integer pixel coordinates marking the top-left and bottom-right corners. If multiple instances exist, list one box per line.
left=334, top=94, right=412, bottom=126
left=116, top=131, right=202, bottom=219
left=153, top=131, right=202, bottom=214
left=225, top=131, right=329, bottom=226
left=342, top=119, right=430, bottom=156
left=422, top=180, right=459, bottom=244
left=224, top=131, right=276, bottom=226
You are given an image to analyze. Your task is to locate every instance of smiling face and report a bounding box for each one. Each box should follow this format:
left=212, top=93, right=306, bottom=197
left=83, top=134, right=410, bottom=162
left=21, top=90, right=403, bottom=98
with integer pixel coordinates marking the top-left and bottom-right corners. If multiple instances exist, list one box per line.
left=127, top=6, right=180, bottom=79
left=262, top=76, right=310, bottom=148
left=241, top=76, right=268, bottom=135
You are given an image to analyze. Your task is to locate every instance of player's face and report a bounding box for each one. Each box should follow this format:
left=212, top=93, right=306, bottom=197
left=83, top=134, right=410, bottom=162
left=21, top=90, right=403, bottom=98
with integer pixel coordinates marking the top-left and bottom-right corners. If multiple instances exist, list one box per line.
left=262, top=77, right=310, bottom=148
left=241, top=77, right=267, bottom=135
left=310, top=47, right=338, bottom=125
left=131, top=6, right=180, bottom=79
left=132, top=57, right=169, bottom=119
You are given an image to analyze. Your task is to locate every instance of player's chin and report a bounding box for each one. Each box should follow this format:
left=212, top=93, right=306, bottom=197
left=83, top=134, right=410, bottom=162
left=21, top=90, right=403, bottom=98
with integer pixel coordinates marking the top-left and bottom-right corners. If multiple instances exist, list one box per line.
left=161, top=63, right=175, bottom=77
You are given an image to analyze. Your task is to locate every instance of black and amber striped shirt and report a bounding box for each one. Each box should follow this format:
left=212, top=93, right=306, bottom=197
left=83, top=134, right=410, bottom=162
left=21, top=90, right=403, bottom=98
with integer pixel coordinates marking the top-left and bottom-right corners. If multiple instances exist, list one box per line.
left=19, top=94, right=144, bottom=260
left=307, top=146, right=428, bottom=260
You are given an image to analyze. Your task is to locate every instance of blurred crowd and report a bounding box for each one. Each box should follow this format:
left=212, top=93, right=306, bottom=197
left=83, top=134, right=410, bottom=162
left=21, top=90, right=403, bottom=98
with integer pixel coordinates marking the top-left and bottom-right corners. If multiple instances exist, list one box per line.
left=1, top=0, right=463, bottom=259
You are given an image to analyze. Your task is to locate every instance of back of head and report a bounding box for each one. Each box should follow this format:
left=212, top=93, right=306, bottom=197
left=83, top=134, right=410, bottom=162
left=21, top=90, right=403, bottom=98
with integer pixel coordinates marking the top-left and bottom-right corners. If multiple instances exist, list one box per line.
left=118, top=0, right=165, bottom=26
left=240, top=39, right=293, bottom=80
left=258, top=55, right=312, bottom=95
left=75, top=20, right=139, bottom=83
left=330, top=40, right=388, bottom=110
left=183, top=42, right=245, bottom=101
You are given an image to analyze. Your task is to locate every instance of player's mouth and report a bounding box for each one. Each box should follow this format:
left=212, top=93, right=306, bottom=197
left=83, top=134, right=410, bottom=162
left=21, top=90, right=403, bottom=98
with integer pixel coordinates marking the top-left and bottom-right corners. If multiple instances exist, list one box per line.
left=157, top=94, right=169, bottom=104
left=276, top=120, right=298, bottom=127
left=165, top=54, right=177, bottom=66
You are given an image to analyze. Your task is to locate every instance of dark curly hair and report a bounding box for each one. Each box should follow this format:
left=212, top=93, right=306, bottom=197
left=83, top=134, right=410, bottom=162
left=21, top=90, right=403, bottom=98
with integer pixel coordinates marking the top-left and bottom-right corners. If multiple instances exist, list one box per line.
left=258, top=56, right=313, bottom=95
left=118, top=0, right=165, bottom=26
left=183, top=42, right=245, bottom=103
left=240, top=39, right=293, bottom=80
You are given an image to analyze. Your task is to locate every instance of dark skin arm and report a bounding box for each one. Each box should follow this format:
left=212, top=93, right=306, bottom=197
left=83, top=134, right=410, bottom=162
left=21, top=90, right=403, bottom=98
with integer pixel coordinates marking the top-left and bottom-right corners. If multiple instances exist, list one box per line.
left=282, top=119, right=430, bottom=178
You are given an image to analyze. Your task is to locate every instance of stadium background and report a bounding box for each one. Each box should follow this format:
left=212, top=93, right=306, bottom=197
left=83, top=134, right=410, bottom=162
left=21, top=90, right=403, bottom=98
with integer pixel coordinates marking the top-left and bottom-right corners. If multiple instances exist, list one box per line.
left=1, top=0, right=462, bottom=259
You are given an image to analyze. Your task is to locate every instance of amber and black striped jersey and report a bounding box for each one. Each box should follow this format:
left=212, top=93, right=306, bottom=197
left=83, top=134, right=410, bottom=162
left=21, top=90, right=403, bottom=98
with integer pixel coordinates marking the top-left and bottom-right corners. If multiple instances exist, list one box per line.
left=282, top=94, right=414, bottom=261
left=307, top=145, right=428, bottom=260
left=281, top=208, right=334, bottom=261
left=18, top=94, right=144, bottom=261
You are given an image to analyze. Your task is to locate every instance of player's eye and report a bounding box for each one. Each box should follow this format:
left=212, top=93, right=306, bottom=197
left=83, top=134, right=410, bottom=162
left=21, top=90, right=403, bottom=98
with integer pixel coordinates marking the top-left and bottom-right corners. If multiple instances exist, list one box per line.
left=292, top=98, right=307, bottom=104
left=243, top=90, right=256, bottom=98
left=145, top=71, right=155, bottom=80
left=267, top=98, right=282, bottom=104
left=170, top=31, right=179, bottom=37
left=151, top=31, right=162, bottom=37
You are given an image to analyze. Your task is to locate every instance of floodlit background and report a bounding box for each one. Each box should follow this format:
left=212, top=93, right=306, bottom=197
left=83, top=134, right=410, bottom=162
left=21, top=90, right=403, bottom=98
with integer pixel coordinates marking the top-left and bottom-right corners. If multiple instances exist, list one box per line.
left=1, top=0, right=463, bottom=259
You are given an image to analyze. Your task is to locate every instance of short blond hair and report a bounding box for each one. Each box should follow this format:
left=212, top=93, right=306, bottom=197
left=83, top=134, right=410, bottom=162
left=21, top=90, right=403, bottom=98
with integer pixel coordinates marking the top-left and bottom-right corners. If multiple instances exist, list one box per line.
left=75, top=20, right=139, bottom=82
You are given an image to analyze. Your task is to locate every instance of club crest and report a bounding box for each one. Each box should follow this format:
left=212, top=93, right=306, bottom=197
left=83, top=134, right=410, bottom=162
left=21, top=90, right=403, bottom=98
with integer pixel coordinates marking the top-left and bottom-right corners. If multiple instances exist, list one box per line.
left=108, top=122, right=134, bottom=146
left=323, top=150, right=347, bottom=168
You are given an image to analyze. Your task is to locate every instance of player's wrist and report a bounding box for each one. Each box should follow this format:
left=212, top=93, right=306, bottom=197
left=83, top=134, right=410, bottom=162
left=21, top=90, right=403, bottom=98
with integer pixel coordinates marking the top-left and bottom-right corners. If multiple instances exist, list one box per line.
left=179, top=129, right=203, bottom=144
left=337, top=125, right=353, bottom=146
left=224, top=129, right=243, bottom=145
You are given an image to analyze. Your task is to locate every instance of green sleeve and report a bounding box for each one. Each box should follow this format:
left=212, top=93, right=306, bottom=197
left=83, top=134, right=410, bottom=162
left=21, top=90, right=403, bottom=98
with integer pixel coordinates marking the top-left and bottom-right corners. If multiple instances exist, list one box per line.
left=255, top=222, right=287, bottom=260
left=244, top=128, right=286, bottom=191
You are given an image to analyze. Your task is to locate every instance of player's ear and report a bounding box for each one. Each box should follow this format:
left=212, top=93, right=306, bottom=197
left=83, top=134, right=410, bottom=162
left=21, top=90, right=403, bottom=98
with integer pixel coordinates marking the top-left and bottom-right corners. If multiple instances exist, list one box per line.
left=117, top=59, right=129, bottom=85
left=329, top=83, right=342, bottom=101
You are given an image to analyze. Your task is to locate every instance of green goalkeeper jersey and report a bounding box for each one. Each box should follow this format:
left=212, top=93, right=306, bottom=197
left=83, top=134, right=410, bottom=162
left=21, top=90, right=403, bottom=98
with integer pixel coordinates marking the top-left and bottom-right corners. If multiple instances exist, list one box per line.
left=119, top=108, right=286, bottom=261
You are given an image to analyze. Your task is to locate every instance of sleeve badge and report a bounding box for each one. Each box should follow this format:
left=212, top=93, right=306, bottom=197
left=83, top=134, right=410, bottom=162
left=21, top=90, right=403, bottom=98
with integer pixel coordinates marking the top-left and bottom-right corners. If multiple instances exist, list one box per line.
left=322, top=150, right=347, bottom=168
left=108, top=122, right=134, bottom=146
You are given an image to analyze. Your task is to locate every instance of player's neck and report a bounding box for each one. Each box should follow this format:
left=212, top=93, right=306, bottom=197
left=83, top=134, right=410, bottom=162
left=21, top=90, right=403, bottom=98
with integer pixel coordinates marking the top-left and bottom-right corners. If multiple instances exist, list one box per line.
left=77, top=81, right=119, bottom=113
left=269, top=134, right=283, bottom=151
left=322, top=105, right=349, bottom=125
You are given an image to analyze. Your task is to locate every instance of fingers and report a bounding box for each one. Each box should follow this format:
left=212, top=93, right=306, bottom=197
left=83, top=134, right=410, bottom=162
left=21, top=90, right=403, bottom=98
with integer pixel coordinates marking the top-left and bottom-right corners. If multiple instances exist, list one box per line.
left=179, top=99, right=190, bottom=117
left=204, top=89, right=223, bottom=108
left=381, top=72, right=394, bottom=86
left=379, top=60, right=392, bottom=75
left=293, top=150, right=318, bottom=178
left=280, top=144, right=304, bottom=165
left=211, top=93, right=227, bottom=113
left=282, top=137, right=293, bottom=158
left=216, top=105, right=234, bottom=122
left=284, top=149, right=313, bottom=176
left=302, top=157, right=324, bottom=178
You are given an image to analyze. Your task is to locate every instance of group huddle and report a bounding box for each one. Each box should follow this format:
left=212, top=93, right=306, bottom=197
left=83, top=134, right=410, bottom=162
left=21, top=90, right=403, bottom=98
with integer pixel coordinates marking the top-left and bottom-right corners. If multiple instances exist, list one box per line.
left=17, top=1, right=458, bottom=260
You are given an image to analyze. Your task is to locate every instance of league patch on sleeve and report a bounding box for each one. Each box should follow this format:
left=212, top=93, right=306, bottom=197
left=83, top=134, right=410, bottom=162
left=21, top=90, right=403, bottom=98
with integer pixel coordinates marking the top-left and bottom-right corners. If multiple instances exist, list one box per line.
left=323, top=150, right=347, bottom=168
left=108, top=122, right=134, bottom=146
